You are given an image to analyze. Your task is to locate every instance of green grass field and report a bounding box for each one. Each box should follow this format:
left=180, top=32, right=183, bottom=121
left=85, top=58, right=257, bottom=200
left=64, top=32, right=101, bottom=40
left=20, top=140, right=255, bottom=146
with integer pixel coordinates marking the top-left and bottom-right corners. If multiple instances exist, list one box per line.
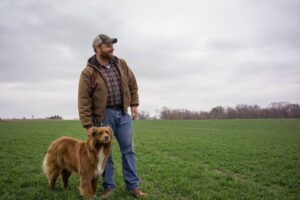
left=0, top=119, right=299, bottom=200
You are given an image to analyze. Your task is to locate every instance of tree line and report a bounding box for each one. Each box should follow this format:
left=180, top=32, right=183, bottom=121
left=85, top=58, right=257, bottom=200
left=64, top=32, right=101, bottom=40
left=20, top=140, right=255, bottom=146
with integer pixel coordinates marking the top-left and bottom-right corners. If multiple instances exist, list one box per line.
left=139, top=102, right=300, bottom=120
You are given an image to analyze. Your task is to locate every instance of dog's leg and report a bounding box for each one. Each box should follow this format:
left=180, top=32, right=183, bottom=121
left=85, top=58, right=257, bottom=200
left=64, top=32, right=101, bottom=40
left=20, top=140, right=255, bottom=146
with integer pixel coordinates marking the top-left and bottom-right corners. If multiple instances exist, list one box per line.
left=48, top=168, right=60, bottom=191
left=91, top=176, right=99, bottom=195
left=79, top=176, right=93, bottom=198
left=61, top=169, right=72, bottom=189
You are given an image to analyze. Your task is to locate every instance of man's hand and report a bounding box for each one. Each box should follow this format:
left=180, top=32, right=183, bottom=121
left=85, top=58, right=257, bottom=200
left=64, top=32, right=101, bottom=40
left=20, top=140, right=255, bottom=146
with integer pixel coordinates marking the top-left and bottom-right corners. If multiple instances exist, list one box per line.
left=131, top=106, right=138, bottom=120
left=86, top=127, right=94, bottom=137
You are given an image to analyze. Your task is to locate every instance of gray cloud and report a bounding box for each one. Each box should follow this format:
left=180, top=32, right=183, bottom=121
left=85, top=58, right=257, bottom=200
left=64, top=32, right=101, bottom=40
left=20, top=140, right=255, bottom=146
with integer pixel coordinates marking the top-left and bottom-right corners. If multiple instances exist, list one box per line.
left=0, top=0, right=299, bottom=118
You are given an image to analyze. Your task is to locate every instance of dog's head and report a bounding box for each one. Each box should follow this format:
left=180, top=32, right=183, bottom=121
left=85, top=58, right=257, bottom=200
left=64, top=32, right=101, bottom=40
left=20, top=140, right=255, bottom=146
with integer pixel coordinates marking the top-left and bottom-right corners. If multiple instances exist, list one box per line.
left=89, top=127, right=113, bottom=149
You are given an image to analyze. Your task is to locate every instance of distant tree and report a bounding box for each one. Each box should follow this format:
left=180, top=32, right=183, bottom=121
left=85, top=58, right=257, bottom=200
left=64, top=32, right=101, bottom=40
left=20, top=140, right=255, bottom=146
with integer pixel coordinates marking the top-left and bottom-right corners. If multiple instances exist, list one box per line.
left=269, top=102, right=288, bottom=118
left=269, top=102, right=300, bottom=118
left=225, top=107, right=237, bottom=118
left=158, top=102, right=300, bottom=120
left=139, top=110, right=151, bottom=120
left=199, top=111, right=209, bottom=119
left=286, top=103, right=300, bottom=118
left=209, top=106, right=225, bottom=119
left=159, top=107, right=204, bottom=119
left=46, top=115, right=63, bottom=120
left=235, top=104, right=249, bottom=118
left=160, top=107, right=171, bottom=119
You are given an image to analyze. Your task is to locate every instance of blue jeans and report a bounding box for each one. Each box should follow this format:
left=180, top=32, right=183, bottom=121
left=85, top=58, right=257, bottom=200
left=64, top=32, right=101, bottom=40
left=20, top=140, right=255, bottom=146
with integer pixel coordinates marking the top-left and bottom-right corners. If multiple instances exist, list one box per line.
left=94, top=108, right=140, bottom=190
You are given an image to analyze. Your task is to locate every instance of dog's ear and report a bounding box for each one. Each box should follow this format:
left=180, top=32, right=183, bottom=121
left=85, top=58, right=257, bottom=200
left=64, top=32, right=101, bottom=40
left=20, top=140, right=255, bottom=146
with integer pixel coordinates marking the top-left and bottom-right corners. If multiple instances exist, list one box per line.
left=92, top=127, right=97, bottom=137
left=107, top=126, right=113, bottom=136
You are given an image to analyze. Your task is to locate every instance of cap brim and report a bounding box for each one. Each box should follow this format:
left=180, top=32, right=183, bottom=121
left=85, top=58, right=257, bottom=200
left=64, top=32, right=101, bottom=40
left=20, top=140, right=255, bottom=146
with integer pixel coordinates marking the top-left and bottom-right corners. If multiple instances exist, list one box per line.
left=103, top=38, right=117, bottom=44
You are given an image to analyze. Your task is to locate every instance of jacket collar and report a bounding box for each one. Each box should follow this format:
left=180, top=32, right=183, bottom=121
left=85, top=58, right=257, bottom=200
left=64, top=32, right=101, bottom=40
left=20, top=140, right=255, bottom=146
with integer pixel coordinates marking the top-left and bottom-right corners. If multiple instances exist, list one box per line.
left=88, top=54, right=119, bottom=69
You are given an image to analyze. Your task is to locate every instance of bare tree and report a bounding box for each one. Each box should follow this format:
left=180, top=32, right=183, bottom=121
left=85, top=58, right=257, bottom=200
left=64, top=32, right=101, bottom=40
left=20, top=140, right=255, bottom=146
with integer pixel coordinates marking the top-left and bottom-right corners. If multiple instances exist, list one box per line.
left=158, top=102, right=300, bottom=119
left=138, top=110, right=151, bottom=120
left=209, top=106, right=225, bottom=119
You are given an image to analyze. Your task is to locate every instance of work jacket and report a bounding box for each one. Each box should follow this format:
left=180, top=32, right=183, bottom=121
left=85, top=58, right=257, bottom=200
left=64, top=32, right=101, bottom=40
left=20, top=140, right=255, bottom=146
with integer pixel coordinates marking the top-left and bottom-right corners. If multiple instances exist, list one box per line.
left=78, top=55, right=139, bottom=128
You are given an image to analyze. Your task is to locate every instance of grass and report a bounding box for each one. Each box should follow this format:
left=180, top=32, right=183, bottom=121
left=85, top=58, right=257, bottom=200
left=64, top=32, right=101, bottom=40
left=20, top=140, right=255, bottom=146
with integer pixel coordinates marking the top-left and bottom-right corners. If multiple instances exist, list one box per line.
left=0, top=119, right=299, bottom=199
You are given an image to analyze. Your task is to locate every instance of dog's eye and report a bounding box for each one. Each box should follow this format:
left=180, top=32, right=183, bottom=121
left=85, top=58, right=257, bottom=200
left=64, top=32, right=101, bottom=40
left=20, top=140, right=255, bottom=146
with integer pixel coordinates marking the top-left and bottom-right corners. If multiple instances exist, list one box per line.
left=94, top=132, right=100, bottom=136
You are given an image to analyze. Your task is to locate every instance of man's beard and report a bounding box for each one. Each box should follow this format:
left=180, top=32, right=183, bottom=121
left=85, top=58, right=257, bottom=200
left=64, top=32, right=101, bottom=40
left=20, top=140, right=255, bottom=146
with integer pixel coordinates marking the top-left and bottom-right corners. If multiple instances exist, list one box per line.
left=100, top=51, right=113, bottom=59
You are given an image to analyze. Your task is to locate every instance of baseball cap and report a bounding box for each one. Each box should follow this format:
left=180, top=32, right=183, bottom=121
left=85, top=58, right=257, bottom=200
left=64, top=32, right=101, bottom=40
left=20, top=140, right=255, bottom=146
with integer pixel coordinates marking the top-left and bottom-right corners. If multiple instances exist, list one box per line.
left=92, top=34, right=117, bottom=49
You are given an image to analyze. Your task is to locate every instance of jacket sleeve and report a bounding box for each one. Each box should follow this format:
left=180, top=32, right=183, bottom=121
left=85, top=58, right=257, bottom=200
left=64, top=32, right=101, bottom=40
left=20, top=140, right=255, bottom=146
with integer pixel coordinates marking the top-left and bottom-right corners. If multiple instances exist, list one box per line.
left=78, top=68, right=94, bottom=128
left=121, top=59, right=139, bottom=106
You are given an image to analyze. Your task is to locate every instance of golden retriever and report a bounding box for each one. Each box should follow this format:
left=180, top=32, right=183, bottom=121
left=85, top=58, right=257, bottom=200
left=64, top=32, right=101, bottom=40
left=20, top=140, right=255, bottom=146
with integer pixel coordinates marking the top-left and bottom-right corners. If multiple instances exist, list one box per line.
left=42, top=127, right=113, bottom=198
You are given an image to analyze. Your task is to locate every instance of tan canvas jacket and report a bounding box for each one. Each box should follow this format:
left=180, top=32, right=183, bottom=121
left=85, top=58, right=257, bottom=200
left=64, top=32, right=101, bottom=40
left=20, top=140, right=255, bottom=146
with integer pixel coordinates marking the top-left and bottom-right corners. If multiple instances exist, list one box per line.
left=78, top=56, right=139, bottom=128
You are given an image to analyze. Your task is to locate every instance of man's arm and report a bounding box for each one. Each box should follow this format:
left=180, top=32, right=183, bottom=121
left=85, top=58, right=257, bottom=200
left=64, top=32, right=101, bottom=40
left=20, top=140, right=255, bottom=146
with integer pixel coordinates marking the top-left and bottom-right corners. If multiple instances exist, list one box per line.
left=119, top=58, right=139, bottom=119
left=121, top=59, right=139, bottom=106
left=123, top=60, right=139, bottom=119
left=78, top=69, right=94, bottom=129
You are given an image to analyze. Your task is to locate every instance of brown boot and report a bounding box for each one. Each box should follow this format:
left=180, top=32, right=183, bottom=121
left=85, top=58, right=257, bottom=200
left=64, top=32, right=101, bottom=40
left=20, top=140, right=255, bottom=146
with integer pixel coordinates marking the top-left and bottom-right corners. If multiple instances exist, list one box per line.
left=100, top=188, right=114, bottom=199
left=129, top=188, right=148, bottom=198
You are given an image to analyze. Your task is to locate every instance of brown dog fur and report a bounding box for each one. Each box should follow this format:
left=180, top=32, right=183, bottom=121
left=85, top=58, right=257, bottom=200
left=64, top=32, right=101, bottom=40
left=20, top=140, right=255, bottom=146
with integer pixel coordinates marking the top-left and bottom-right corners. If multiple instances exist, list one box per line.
left=42, top=127, right=113, bottom=198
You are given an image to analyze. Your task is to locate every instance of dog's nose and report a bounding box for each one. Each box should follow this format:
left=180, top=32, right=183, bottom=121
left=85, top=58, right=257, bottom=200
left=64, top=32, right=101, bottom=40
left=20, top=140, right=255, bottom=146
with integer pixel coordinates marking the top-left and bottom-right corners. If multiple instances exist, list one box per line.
left=104, top=135, right=110, bottom=142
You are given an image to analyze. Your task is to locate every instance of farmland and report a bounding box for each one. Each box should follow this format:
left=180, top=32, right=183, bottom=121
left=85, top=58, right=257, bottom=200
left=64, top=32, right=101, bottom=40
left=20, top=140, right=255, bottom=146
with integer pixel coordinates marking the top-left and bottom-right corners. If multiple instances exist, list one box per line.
left=0, top=119, right=299, bottom=199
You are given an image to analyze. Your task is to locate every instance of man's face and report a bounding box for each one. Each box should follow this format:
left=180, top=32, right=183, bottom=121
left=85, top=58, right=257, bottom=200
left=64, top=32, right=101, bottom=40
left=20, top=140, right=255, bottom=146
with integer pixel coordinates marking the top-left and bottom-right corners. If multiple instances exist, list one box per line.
left=96, top=44, right=114, bottom=59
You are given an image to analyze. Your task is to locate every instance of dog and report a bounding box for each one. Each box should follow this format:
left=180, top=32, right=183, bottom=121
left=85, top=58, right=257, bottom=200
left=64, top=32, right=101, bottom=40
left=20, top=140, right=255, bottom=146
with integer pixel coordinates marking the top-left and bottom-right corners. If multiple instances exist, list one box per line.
left=42, top=127, right=113, bottom=198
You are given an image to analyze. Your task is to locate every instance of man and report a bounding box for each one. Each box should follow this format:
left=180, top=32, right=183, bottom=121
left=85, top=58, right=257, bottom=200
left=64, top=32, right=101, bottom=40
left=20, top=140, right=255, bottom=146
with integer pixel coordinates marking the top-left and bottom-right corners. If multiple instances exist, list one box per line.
left=78, top=34, right=147, bottom=198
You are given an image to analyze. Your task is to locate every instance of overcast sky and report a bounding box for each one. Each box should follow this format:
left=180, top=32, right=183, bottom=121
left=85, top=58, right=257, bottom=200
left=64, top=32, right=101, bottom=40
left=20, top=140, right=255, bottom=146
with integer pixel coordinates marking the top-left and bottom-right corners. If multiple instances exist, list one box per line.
left=0, top=0, right=299, bottom=119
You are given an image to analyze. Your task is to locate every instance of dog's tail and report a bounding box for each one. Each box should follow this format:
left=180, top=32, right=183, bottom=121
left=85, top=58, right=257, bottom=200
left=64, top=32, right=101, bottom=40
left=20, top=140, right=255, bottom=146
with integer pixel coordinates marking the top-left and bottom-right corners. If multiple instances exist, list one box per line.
left=42, top=152, right=54, bottom=176
left=42, top=153, right=50, bottom=176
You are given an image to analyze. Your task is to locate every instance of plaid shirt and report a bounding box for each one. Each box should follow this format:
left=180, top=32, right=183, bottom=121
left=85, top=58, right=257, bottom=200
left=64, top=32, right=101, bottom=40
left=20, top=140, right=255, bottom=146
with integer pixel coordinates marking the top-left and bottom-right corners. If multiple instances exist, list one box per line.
left=96, top=59, right=122, bottom=106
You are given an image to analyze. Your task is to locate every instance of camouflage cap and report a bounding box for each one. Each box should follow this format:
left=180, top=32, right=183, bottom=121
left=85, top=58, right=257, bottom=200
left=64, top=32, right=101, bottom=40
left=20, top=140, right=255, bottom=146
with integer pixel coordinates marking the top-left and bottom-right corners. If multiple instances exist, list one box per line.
left=92, top=34, right=117, bottom=49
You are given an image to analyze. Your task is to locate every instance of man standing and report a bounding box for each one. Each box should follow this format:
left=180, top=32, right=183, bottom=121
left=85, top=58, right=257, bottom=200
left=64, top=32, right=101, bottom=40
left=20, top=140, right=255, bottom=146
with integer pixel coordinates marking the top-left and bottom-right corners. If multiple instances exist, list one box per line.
left=78, top=34, right=147, bottom=198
